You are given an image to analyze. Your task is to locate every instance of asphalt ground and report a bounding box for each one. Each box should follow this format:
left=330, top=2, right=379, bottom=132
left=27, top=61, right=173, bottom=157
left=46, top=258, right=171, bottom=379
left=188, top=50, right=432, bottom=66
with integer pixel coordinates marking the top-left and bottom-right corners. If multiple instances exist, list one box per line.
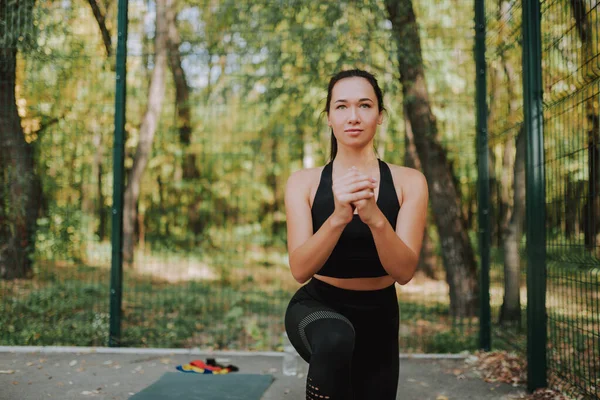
left=0, top=348, right=528, bottom=400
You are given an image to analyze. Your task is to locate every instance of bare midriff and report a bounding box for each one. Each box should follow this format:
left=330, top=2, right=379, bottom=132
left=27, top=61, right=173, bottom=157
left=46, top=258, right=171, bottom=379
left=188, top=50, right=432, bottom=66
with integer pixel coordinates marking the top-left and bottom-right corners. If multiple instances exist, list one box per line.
left=313, top=274, right=396, bottom=291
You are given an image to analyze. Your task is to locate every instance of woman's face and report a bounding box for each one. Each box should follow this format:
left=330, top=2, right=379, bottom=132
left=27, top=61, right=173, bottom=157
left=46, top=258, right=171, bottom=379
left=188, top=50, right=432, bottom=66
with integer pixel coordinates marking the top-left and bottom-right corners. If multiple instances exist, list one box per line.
left=327, top=77, right=383, bottom=150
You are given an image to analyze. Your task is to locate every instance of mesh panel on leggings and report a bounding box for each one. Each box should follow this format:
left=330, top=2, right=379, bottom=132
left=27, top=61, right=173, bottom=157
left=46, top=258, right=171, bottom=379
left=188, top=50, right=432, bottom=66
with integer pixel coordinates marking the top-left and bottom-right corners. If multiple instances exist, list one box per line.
left=298, top=310, right=354, bottom=354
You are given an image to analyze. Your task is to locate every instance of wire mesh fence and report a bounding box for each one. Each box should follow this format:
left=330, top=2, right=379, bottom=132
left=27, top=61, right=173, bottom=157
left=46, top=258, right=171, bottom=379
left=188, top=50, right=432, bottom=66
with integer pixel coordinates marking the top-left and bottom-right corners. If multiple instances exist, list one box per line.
left=0, top=0, right=480, bottom=354
left=540, top=0, right=600, bottom=397
left=485, top=0, right=527, bottom=354
left=485, top=0, right=599, bottom=398
left=2, top=0, right=598, bottom=398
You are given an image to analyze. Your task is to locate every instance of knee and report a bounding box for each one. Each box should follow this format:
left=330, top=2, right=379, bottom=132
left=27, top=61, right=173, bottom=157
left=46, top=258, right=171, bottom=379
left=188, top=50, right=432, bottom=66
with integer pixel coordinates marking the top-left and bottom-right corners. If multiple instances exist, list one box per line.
left=309, top=321, right=355, bottom=359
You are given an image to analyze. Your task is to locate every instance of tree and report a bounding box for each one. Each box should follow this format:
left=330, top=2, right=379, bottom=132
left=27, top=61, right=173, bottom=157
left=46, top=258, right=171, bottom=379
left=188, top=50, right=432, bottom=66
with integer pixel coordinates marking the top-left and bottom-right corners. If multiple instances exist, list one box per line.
left=166, top=1, right=194, bottom=179
left=385, top=0, right=479, bottom=317
left=404, top=104, right=439, bottom=279
left=488, top=0, right=524, bottom=326
left=500, top=128, right=525, bottom=325
left=122, top=0, right=169, bottom=264
left=570, top=0, right=600, bottom=252
left=85, top=0, right=114, bottom=241
left=86, top=0, right=112, bottom=58
left=0, top=0, right=39, bottom=279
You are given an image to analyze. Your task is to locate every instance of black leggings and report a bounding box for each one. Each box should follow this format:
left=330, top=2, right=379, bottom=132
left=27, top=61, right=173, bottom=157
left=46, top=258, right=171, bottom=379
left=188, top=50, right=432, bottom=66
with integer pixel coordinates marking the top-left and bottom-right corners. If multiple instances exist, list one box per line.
left=284, top=277, right=399, bottom=400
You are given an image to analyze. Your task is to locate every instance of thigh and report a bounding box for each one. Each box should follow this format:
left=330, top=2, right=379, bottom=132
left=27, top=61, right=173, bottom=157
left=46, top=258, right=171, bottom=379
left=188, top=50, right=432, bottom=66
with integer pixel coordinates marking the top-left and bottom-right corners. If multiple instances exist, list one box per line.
left=284, top=288, right=354, bottom=363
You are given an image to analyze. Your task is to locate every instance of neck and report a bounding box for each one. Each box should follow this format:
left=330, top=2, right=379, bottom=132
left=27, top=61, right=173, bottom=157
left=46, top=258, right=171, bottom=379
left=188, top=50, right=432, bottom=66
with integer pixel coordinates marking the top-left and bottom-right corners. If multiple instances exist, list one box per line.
left=333, top=149, right=378, bottom=171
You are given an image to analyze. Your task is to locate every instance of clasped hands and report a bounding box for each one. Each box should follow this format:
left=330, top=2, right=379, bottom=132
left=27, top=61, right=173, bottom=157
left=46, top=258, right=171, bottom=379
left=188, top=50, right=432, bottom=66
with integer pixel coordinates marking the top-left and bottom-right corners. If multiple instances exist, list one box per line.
left=331, top=166, right=384, bottom=228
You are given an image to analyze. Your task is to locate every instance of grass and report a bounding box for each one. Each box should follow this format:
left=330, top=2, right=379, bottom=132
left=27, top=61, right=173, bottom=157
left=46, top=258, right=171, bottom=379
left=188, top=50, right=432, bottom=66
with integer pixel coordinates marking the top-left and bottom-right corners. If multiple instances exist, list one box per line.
left=1, top=246, right=479, bottom=353
left=1, top=244, right=597, bottom=399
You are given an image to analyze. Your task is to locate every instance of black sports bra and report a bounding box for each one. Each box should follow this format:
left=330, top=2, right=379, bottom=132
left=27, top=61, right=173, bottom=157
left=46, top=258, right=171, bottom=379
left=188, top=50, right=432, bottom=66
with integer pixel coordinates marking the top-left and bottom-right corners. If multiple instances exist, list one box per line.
left=310, top=159, right=400, bottom=278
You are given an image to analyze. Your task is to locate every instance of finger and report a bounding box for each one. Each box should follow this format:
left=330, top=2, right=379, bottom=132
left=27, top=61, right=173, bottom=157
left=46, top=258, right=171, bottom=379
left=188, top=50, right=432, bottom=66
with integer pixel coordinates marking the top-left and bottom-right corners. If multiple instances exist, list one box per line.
left=338, top=172, right=376, bottom=188
left=348, top=171, right=378, bottom=184
left=340, top=190, right=375, bottom=203
left=346, top=179, right=377, bottom=194
left=333, top=179, right=375, bottom=200
left=337, top=169, right=363, bottom=184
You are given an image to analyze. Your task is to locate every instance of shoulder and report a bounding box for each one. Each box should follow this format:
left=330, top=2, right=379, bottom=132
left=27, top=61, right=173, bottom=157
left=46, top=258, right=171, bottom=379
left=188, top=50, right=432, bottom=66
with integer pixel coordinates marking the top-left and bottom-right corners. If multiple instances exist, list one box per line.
left=286, top=166, right=325, bottom=193
left=386, top=163, right=427, bottom=185
left=385, top=163, right=428, bottom=199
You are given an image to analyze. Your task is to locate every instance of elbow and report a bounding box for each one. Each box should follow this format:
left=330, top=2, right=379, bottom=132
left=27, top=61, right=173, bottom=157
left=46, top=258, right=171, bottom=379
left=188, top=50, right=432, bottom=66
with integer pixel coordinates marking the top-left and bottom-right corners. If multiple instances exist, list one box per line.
left=291, top=268, right=309, bottom=284
left=395, top=256, right=419, bottom=286
left=289, top=259, right=311, bottom=284
left=397, top=275, right=414, bottom=286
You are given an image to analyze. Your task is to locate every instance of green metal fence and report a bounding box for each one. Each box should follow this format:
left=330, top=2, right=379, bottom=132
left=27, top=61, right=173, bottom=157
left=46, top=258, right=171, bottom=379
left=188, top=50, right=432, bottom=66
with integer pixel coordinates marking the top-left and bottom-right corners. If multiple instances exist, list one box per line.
left=1, top=0, right=480, bottom=353
left=541, top=0, right=600, bottom=397
left=485, top=0, right=599, bottom=397
left=2, top=0, right=599, bottom=398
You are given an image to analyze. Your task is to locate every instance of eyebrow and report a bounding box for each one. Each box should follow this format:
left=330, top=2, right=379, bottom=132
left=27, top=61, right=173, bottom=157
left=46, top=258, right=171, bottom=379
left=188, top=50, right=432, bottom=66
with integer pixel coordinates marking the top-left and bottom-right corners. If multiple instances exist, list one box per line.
left=334, top=98, right=374, bottom=103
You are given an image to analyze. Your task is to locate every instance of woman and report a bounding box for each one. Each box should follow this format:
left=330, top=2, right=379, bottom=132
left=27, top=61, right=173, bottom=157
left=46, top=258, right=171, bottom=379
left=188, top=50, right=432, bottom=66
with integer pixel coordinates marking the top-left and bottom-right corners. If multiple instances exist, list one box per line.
left=283, top=69, right=429, bottom=399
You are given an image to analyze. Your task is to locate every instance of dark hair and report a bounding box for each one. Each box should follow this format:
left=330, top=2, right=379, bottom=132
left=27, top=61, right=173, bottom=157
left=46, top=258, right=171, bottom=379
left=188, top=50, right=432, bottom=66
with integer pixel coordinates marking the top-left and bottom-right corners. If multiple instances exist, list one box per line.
left=324, top=69, right=385, bottom=161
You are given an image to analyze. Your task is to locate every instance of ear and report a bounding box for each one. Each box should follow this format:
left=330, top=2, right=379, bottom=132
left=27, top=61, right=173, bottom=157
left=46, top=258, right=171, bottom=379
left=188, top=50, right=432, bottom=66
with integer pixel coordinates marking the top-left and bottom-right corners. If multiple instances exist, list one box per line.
left=327, top=116, right=332, bottom=126
left=377, top=111, right=384, bottom=125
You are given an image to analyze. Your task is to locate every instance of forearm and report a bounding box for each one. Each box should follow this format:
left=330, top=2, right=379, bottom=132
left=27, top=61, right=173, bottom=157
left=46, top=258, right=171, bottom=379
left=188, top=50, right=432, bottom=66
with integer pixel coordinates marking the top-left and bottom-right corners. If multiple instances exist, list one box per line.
left=369, top=217, right=419, bottom=285
left=289, top=215, right=347, bottom=283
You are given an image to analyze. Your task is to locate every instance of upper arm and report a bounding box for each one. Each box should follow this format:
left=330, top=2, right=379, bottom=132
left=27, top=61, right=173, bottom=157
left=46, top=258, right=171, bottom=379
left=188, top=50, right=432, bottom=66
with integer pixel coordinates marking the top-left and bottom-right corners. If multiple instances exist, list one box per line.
left=394, top=168, right=429, bottom=257
left=285, top=169, right=315, bottom=255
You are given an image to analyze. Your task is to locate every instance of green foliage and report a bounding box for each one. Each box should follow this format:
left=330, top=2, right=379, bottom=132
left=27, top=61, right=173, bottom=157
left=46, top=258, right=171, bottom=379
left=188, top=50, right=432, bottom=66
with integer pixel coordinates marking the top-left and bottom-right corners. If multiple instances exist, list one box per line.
left=35, top=205, right=88, bottom=263
left=425, top=331, right=478, bottom=354
left=0, top=280, right=109, bottom=345
left=0, top=0, right=36, bottom=49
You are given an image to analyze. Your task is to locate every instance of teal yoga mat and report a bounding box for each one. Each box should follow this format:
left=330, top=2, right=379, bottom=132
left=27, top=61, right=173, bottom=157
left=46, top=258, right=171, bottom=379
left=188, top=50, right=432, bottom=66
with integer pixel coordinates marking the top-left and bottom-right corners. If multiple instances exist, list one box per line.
left=128, top=372, right=275, bottom=400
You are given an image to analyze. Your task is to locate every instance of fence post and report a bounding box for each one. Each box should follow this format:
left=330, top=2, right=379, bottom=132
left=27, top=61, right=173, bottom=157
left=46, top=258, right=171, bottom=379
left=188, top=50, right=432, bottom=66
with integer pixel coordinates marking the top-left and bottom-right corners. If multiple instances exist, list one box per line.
left=474, top=0, right=491, bottom=352
left=109, top=0, right=129, bottom=347
left=522, top=0, right=547, bottom=391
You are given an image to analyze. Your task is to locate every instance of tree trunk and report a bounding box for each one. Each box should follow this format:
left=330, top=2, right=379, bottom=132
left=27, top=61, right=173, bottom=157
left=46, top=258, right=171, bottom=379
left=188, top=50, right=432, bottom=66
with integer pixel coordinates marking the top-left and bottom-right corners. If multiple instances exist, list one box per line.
left=91, top=131, right=106, bottom=241
left=85, top=1, right=111, bottom=241
left=566, top=179, right=583, bottom=238
left=496, top=0, right=523, bottom=323
left=86, top=0, right=112, bottom=58
left=500, top=139, right=514, bottom=232
left=122, top=0, right=169, bottom=264
left=500, top=128, right=525, bottom=325
left=487, top=63, right=500, bottom=246
left=262, top=134, right=286, bottom=246
left=0, top=48, right=38, bottom=279
left=386, top=0, right=479, bottom=317
left=404, top=104, right=440, bottom=279
left=570, top=0, right=600, bottom=252
left=0, top=0, right=38, bottom=280
left=165, top=0, right=206, bottom=241
left=166, top=1, right=196, bottom=179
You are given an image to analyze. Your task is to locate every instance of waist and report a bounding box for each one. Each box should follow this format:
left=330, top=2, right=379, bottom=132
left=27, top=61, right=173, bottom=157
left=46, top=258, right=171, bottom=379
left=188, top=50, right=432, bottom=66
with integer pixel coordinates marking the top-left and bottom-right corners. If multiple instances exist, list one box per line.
left=316, top=256, right=389, bottom=279
left=313, top=274, right=395, bottom=291
left=306, top=276, right=397, bottom=307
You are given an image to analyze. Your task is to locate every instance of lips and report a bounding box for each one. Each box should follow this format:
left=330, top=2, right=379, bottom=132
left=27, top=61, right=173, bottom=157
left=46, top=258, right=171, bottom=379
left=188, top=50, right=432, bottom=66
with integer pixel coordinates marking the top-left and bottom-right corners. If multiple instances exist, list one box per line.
left=345, top=129, right=363, bottom=133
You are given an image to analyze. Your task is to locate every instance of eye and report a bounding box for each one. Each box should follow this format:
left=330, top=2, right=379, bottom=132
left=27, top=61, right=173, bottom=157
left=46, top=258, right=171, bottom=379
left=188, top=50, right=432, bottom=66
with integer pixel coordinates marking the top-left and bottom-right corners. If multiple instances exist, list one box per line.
left=360, top=103, right=371, bottom=108
left=336, top=105, right=347, bottom=110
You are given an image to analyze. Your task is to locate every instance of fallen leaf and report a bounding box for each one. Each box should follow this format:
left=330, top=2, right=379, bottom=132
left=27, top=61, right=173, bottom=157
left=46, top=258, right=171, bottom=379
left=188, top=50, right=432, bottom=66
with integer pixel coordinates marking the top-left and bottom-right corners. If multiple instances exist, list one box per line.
left=0, top=370, right=15, bottom=374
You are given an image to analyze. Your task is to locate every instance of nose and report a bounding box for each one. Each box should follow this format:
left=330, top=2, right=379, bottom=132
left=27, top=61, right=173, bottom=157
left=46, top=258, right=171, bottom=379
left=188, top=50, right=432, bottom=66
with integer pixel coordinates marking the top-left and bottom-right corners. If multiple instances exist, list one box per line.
left=348, top=106, right=360, bottom=124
